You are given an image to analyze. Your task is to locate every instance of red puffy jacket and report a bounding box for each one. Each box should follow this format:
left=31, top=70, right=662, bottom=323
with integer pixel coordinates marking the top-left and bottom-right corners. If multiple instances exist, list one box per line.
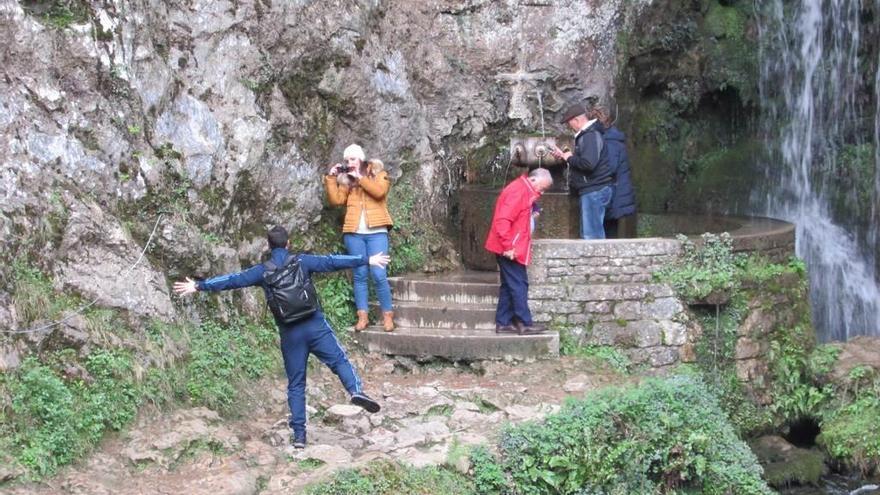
left=484, top=175, right=542, bottom=265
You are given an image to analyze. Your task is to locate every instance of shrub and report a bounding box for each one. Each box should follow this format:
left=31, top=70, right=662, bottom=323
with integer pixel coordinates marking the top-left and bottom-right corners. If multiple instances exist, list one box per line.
left=469, top=445, right=508, bottom=495
left=2, top=349, right=139, bottom=477
left=499, top=375, right=772, bottom=494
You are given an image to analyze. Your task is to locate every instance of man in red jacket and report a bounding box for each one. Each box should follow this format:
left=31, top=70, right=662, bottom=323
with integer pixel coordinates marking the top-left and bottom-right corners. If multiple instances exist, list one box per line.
left=484, top=168, right=553, bottom=334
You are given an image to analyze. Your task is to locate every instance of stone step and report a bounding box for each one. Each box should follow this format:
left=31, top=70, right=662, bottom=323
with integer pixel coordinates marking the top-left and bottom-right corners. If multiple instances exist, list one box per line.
left=388, top=273, right=499, bottom=304
left=352, top=327, right=559, bottom=360
left=376, top=301, right=496, bottom=330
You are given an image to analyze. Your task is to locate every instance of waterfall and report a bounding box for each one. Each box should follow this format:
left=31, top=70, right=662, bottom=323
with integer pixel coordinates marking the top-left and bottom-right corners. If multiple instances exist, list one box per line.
left=755, top=0, right=880, bottom=341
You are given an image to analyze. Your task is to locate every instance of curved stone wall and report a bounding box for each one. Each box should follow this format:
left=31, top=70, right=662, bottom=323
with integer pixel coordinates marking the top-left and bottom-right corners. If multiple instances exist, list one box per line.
left=528, top=230, right=796, bottom=369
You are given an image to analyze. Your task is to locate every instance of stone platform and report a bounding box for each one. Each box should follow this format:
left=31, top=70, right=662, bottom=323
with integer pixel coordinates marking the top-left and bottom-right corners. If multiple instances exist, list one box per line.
left=356, top=235, right=795, bottom=366
left=353, top=272, right=560, bottom=361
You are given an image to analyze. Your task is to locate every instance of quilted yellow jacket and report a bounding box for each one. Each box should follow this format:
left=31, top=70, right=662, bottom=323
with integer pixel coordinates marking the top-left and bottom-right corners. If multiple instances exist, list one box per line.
left=323, top=171, right=394, bottom=233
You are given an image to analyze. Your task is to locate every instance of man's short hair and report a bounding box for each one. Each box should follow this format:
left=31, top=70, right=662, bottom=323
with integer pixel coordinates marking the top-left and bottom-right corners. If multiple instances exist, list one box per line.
left=529, top=167, right=553, bottom=185
left=267, top=225, right=289, bottom=249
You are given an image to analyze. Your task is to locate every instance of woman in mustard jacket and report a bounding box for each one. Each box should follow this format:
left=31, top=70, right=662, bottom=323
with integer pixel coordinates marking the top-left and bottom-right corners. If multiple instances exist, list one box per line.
left=324, top=144, right=395, bottom=332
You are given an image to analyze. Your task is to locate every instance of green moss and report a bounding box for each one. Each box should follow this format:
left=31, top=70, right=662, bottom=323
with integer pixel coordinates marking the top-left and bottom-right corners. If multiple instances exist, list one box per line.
left=704, top=2, right=746, bottom=40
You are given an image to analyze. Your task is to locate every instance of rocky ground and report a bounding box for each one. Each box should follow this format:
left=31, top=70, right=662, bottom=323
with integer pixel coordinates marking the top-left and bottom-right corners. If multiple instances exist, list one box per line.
left=1, top=353, right=623, bottom=495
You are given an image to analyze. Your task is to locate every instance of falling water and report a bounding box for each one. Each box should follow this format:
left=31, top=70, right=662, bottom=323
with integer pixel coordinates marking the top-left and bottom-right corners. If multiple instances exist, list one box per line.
left=755, top=0, right=880, bottom=341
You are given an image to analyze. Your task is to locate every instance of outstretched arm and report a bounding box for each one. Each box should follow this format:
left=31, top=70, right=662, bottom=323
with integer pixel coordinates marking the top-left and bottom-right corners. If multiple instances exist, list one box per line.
left=173, top=265, right=264, bottom=296
left=298, top=253, right=390, bottom=275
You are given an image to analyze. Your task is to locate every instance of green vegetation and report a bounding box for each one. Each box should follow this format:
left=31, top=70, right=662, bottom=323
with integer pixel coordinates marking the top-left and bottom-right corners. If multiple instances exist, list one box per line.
left=498, top=375, right=772, bottom=494
left=184, top=319, right=278, bottom=414
left=303, top=460, right=475, bottom=495
left=818, top=394, right=880, bottom=474
left=469, top=445, right=507, bottom=495
left=2, top=262, right=281, bottom=479
left=314, top=275, right=357, bottom=340
left=657, top=233, right=880, bottom=476
left=386, top=162, right=445, bottom=276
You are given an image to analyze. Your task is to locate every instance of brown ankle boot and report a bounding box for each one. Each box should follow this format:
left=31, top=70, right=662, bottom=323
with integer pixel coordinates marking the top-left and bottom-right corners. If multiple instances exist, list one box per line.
left=382, top=311, right=395, bottom=332
left=355, top=310, right=368, bottom=331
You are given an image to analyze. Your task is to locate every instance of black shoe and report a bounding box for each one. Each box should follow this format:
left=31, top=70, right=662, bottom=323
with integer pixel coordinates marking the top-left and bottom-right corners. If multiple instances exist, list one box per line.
left=516, top=322, right=547, bottom=335
left=350, top=392, right=381, bottom=413
left=495, top=324, right=518, bottom=334
left=291, top=432, right=306, bottom=449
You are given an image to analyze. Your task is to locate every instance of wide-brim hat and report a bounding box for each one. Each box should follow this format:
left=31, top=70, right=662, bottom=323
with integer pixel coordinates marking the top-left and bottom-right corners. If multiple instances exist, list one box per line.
left=558, top=102, right=587, bottom=124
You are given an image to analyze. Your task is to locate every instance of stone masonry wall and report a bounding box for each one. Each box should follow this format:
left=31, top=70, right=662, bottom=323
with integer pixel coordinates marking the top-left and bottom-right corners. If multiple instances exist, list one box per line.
left=528, top=239, right=698, bottom=369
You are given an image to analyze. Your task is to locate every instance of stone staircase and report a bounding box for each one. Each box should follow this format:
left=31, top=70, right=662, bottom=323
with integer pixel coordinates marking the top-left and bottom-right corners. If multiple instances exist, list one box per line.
left=352, top=272, right=560, bottom=361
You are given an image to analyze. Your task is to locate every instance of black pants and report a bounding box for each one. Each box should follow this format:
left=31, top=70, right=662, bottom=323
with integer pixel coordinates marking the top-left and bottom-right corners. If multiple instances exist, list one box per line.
left=495, top=255, right=532, bottom=326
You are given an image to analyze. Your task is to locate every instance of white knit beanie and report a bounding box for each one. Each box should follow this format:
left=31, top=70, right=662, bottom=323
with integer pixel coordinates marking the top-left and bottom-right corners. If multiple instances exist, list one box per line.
left=343, top=144, right=366, bottom=161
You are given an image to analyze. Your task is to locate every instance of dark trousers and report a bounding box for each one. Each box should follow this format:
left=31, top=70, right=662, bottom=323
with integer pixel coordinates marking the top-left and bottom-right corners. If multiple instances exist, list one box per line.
left=279, top=311, right=362, bottom=437
left=495, top=255, right=533, bottom=327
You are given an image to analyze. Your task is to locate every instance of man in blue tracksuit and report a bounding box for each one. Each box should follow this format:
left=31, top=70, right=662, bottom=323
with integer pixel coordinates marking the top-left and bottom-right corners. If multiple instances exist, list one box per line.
left=173, top=225, right=385, bottom=449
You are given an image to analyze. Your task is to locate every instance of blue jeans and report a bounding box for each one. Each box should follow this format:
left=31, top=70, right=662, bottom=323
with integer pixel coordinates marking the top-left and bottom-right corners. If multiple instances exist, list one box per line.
left=280, top=311, right=362, bottom=437
left=579, top=185, right=613, bottom=240
left=343, top=232, right=393, bottom=311
left=495, top=255, right=532, bottom=327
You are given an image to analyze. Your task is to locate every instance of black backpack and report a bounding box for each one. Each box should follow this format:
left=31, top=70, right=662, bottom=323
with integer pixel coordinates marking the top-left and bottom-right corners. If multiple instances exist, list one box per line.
left=263, top=255, right=318, bottom=324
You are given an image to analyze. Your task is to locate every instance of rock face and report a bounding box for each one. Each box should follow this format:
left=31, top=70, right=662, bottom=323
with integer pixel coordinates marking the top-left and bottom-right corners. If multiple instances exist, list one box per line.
left=0, top=0, right=653, bottom=352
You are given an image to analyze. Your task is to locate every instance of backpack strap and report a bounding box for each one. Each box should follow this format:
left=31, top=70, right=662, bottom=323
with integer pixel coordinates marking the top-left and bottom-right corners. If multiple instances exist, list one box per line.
left=264, top=260, right=278, bottom=271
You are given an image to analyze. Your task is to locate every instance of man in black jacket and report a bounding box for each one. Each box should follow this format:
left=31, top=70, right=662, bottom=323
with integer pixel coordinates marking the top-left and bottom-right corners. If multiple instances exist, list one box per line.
left=550, top=102, right=615, bottom=239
